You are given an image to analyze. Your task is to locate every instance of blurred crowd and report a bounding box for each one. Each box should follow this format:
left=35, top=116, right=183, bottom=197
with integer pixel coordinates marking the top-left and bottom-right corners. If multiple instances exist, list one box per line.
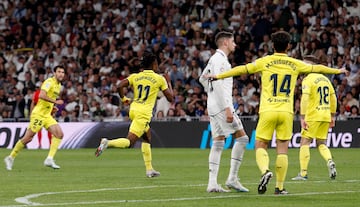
left=0, top=0, right=359, bottom=123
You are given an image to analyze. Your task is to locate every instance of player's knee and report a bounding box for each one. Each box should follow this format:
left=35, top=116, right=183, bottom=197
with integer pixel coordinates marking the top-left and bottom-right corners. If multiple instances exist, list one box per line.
left=316, top=140, right=326, bottom=147
left=235, top=136, right=249, bottom=144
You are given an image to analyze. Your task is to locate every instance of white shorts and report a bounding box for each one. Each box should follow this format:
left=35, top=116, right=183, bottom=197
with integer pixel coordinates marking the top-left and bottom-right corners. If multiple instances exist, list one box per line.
left=210, top=111, right=244, bottom=138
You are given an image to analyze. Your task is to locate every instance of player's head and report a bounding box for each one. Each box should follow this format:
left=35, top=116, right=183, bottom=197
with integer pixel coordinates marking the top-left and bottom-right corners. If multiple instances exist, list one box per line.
left=141, top=51, right=158, bottom=72
left=271, top=31, right=291, bottom=53
left=53, top=65, right=66, bottom=82
left=303, top=55, right=319, bottom=64
left=215, top=30, right=235, bottom=54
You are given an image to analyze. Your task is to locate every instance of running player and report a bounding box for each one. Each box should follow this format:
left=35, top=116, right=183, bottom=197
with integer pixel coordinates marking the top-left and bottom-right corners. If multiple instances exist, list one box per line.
left=5, top=65, right=65, bottom=170
left=31, top=83, right=54, bottom=149
left=95, top=51, right=174, bottom=178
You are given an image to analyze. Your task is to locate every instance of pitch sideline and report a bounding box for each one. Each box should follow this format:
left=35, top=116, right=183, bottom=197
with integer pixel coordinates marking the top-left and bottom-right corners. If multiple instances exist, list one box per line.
left=2, top=180, right=360, bottom=207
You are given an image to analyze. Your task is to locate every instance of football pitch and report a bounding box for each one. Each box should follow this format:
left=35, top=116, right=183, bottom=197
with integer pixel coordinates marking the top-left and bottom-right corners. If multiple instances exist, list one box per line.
left=0, top=148, right=359, bottom=207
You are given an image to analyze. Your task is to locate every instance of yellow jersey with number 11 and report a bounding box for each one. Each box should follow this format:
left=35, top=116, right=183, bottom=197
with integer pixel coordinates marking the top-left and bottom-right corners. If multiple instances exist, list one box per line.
left=127, top=70, right=168, bottom=117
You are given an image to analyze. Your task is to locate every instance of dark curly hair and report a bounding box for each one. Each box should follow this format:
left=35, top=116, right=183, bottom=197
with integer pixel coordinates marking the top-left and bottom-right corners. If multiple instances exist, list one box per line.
left=53, top=65, right=65, bottom=72
left=141, top=51, right=157, bottom=69
left=271, top=31, right=291, bottom=53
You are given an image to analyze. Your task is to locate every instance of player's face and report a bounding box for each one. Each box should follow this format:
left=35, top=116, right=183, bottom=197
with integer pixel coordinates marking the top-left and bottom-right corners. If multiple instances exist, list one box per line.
left=54, top=68, right=65, bottom=82
left=152, top=59, right=159, bottom=73
left=227, top=37, right=236, bottom=53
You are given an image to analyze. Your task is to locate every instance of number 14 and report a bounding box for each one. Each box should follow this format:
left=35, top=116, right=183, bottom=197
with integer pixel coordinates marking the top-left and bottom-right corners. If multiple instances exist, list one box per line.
left=270, top=74, right=291, bottom=96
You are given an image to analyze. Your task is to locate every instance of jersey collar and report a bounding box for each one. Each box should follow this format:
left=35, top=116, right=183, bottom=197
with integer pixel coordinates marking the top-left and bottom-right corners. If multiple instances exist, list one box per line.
left=143, top=69, right=154, bottom=73
left=216, top=49, right=228, bottom=60
left=273, top=52, right=288, bottom=57
left=51, top=76, right=60, bottom=84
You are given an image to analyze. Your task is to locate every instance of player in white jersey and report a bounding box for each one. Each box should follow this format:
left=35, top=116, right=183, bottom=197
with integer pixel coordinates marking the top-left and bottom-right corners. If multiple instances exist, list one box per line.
left=200, top=30, right=249, bottom=193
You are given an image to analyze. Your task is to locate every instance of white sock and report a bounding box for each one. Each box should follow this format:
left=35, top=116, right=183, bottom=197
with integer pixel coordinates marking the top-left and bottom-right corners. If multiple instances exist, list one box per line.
left=208, top=140, right=224, bottom=186
left=228, top=136, right=248, bottom=181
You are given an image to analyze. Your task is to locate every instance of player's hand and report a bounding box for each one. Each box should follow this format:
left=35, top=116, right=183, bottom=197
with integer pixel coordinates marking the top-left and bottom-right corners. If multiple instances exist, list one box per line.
left=121, top=96, right=131, bottom=105
left=55, top=99, right=64, bottom=105
left=339, top=67, right=350, bottom=76
left=203, top=74, right=218, bottom=81
left=51, top=106, right=58, bottom=116
left=330, top=116, right=335, bottom=128
left=300, top=118, right=308, bottom=130
left=225, top=108, right=233, bottom=123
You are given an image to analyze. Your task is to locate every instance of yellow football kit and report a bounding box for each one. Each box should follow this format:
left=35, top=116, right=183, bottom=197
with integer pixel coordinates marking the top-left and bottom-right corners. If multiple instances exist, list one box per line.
left=30, top=77, right=61, bottom=132
left=127, top=70, right=168, bottom=137
left=301, top=73, right=336, bottom=139
left=216, top=53, right=341, bottom=140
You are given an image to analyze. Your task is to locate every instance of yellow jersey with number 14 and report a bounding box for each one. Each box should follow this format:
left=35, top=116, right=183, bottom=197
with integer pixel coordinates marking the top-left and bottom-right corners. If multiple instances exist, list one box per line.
left=32, top=77, right=61, bottom=116
left=127, top=70, right=168, bottom=117
left=245, top=53, right=318, bottom=114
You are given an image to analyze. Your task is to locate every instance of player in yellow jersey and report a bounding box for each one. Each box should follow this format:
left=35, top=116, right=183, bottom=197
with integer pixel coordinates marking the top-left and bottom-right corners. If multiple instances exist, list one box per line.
left=95, top=51, right=174, bottom=178
left=206, top=31, right=348, bottom=194
left=4, top=65, right=65, bottom=170
left=292, top=55, right=337, bottom=181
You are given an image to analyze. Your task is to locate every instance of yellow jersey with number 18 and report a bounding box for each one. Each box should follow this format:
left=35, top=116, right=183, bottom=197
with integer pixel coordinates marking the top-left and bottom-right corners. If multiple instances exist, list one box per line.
left=246, top=53, right=315, bottom=114
left=127, top=70, right=168, bottom=117
left=32, top=77, right=61, bottom=116
left=302, top=73, right=335, bottom=122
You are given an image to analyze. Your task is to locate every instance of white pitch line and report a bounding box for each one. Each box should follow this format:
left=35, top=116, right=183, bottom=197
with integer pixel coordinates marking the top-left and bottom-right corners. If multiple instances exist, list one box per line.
left=3, top=190, right=360, bottom=207
left=2, top=180, right=359, bottom=207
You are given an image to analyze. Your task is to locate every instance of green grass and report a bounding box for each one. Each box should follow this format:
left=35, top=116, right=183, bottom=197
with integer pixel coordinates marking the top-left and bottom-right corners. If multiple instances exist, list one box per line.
left=0, top=148, right=359, bottom=207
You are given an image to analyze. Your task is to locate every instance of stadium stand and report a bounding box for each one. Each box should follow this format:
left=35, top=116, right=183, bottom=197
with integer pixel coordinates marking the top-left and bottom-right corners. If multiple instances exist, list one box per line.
left=0, top=0, right=359, bottom=122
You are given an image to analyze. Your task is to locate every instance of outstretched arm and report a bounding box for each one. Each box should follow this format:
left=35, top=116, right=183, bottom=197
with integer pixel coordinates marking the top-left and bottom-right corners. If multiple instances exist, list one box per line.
left=311, top=65, right=349, bottom=75
left=215, top=65, right=249, bottom=80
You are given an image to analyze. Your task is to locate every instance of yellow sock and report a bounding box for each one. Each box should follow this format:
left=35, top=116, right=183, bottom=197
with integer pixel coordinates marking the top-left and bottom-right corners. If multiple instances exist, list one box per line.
left=108, top=138, right=130, bottom=148
left=275, top=154, right=288, bottom=190
left=256, top=148, right=269, bottom=174
left=141, top=142, right=153, bottom=171
left=299, top=145, right=310, bottom=177
left=10, top=140, right=25, bottom=158
left=318, top=144, right=332, bottom=162
left=47, top=137, right=61, bottom=158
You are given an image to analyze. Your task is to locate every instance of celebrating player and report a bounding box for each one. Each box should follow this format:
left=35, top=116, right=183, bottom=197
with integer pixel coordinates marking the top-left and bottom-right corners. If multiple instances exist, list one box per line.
left=95, top=51, right=174, bottom=178
left=205, top=31, right=348, bottom=194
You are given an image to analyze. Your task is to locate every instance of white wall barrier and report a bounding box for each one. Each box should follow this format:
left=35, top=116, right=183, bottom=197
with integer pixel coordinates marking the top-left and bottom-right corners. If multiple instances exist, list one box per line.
left=0, top=122, right=98, bottom=149
left=1, top=120, right=359, bottom=149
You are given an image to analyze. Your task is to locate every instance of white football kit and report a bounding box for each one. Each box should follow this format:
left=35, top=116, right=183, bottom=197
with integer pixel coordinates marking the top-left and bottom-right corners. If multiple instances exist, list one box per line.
left=200, top=49, right=244, bottom=138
